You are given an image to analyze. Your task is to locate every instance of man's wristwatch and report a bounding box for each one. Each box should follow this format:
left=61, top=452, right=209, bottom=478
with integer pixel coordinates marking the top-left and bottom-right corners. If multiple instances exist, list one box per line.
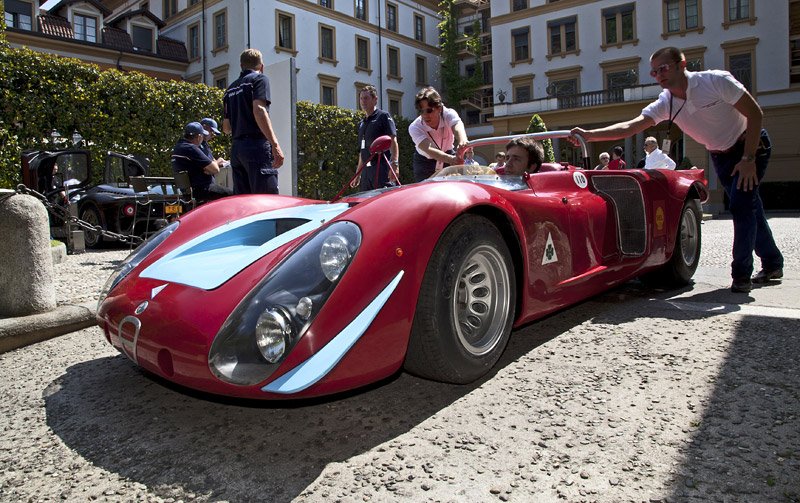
left=741, top=154, right=755, bottom=162
left=391, top=160, right=399, bottom=166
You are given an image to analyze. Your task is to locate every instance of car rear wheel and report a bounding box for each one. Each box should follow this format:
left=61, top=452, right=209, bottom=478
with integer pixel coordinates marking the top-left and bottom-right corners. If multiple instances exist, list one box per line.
left=641, top=198, right=702, bottom=287
left=405, top=214, right=516, bottom=384
left=80, top=204, right=103, bottom=249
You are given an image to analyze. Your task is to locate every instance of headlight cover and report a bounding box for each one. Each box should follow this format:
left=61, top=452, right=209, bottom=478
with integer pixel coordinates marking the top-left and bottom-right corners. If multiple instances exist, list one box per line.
left=97, top=221, right=179, bottom=308
left=209, top=221, right=362, bottom=386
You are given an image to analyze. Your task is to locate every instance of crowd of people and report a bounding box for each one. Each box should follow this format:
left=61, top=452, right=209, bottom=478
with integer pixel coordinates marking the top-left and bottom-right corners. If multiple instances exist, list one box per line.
left=170, top=45, right=783, bottom=293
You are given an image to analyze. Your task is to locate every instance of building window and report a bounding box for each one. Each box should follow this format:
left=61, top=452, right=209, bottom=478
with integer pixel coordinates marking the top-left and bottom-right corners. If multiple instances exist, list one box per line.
left=545, top=65, right=581, bottom=108
left=728, top=0, right=750, bottom=22
left=515, top=85, right=531, bottom=102
left=728, top=53, right=753, bottom=93
left=319, top=74, right=339, bottom=106
left=74, top=14, right=97, bottom=43
left=387, top=90, right=403, bottom=117
left=4, top=0, right=32, bottom=30
left=276, top=12, right=296, bottom=53
left=510, top=74, right=534, bottom=104
left=322, top=85, right=335, bottom=105
left=665, top=0, right=701, bottom=34
left=211, top=64, right=229, bottom=90
left=415, top=55, right=427, bottom=85
left=132, top=25, right=153, bottom=52
left=682, top=47, right=706, bottom=72
left=389, top=99, right=400, bottom=117
left=511, top=27, right=530, bottom=63
left=414, top=14, right=425, bottom=42
left=163, top=0, right=177, bottom=18
left=319, top=24, right=337, bottom=64
left=548, top=16, right=577, bottom=57
left=483, top=60, right=493, bottom=85
left=189, top=0, right=199, bottom=5
left=602, top=4, right=635, bottom=46
left=387, top=46, right=400, bottom=80
left=356, top=36, right=370, bottom=72
left=213, top=10, right=227, bottom=51
left=606, top=69, right=637, bottom=89
left=387, top=3, right=397, bottom=32
left=355, top=0, right=367, bottom=21
left=320, top=0, right=333, bottom=8
left=722, top=37, right=757, bottom=92
left=512, top=0, right=527, bottom=12
left=792, top=1, right=800, bottom=84
left=188, top=23, right=200, bottom=60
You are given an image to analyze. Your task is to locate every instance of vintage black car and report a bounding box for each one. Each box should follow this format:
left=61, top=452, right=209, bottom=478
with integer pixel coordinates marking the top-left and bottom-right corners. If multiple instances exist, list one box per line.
left=21, top=149, right=192, bottom=248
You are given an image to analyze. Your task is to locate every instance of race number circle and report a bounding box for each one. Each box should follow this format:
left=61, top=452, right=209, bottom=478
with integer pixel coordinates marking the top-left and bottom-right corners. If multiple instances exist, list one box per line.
left=573, top=171, right=588, bottom=189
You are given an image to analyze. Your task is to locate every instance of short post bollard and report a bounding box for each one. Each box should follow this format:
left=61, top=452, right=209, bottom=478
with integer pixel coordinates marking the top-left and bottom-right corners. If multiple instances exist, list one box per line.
left=0, top=190, right=56, bottom=317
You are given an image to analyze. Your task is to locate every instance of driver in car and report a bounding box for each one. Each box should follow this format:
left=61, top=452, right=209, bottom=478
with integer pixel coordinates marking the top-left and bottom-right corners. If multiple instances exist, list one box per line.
left=502, top=137, right=544, bottom=175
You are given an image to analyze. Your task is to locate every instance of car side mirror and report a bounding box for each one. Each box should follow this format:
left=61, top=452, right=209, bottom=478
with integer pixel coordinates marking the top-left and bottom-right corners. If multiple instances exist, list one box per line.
left=369, top=135, right=393, bottom=155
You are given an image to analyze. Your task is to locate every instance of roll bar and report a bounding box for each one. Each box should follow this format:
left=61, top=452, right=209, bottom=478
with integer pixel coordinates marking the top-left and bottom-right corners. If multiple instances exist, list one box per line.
left=457, top=130, right=590, bottom=170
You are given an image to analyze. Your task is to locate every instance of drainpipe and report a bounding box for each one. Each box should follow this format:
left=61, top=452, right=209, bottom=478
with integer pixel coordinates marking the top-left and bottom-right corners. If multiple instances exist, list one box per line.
left=246, top=0, right=251, bottom=48
left=202, top=0, right=207, bottom=85
left=377, top=0, right=383, bottom=108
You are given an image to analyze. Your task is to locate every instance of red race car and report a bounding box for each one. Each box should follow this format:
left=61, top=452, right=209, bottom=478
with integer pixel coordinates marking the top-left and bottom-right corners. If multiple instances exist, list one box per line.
left=96, top=131, right=707, bottom=399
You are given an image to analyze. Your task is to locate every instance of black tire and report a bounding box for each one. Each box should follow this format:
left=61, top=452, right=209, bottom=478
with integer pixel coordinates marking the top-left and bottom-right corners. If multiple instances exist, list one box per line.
left=405, top=214, right=516, bottom=384
left=79, top=204, right=103, bottom=249
left=641, top=198, right=702, bottom=287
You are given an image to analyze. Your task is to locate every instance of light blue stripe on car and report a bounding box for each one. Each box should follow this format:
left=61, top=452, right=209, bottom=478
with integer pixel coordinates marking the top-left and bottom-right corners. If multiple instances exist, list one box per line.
left=263, top=271, right=405, bottom=394
left=139, top=203, right=350, bottom=290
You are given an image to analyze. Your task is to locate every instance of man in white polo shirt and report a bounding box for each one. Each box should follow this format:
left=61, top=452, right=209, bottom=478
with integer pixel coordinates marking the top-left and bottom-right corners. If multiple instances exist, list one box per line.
left=571, top=46, right=783, bottom=294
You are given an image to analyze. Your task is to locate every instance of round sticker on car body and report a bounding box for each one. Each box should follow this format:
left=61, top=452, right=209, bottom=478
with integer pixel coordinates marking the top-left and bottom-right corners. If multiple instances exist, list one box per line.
left=573, top=171, right=588, bottom=188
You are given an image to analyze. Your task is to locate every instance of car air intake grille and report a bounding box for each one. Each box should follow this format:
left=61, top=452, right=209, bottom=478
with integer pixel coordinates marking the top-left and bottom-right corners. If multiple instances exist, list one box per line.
left=591, top=176, right=646, bottom=256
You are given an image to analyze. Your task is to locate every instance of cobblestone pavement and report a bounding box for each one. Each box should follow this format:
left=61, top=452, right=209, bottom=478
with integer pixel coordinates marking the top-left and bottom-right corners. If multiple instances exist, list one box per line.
left=1, top=215, right=798, bottom=502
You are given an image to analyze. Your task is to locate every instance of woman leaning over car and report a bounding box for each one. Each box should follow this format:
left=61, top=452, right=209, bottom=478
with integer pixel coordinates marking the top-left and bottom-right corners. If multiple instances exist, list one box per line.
left=408, top=87, right=470, bottom=181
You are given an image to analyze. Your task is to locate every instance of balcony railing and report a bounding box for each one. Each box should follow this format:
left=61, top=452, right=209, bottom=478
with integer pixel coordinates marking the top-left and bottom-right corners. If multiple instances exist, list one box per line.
left=494, top=84, right=662, bottom=117
left=462, top=88, right=494, bottom=110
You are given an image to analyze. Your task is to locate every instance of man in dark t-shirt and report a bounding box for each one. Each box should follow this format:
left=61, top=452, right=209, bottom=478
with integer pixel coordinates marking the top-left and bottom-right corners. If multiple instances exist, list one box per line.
left=351, top=85, right=398, bottom=191
left=171, top=122, right=232, bottom=202
left=223, top=49, right=284, bottom=195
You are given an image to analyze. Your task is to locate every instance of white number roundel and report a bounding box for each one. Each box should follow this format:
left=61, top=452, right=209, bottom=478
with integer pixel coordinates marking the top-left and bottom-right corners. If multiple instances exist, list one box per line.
left=573, top=171, right=588, bottom=189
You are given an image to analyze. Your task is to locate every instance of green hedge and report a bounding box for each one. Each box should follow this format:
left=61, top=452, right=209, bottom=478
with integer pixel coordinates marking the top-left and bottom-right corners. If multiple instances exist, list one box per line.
left=0, top=43, right=415, bottom=199
left=0, top=43, right=225, bottom=188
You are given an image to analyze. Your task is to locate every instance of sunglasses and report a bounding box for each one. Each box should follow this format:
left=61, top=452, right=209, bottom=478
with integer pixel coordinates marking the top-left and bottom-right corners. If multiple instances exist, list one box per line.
left=649, top=63, right=674, bottom=77
left=418, top=107, right=437, bottom=114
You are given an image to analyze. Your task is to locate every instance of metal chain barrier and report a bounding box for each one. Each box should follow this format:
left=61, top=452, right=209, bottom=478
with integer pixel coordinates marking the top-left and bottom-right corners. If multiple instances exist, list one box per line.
left=15, top=184, right=144, bottom=246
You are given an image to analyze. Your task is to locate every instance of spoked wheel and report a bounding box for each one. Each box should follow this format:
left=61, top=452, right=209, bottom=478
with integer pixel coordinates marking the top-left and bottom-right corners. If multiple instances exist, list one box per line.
left=80, top=205, right=103, bottom=249
left=405, top=214, right=516, bottom=384
left=641, top=198, right=702, bottom=287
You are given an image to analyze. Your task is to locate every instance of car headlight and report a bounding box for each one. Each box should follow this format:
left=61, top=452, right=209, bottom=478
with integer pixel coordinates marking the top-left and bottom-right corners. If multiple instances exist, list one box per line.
left=97, top=221, right=179, bottom=309
left=209, top=221, right=362, bottom=386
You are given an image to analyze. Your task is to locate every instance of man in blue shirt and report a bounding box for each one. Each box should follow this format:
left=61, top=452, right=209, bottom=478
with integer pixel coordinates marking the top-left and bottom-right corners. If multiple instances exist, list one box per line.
left=351, top=85, right=398, bottom=190
left=171, top=122, right=232, bottom=202
left=223, top=49, right=284, bottom=195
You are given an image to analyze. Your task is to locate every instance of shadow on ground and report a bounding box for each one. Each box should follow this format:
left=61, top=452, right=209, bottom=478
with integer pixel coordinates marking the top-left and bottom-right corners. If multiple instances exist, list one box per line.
left=666, top=313, right=800, bottom=502
left=43, top=297, right=610, bottom=502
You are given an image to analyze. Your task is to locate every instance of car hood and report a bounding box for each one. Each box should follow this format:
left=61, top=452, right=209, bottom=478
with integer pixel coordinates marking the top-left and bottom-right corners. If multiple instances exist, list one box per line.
left=138, top=202, right=351, bottom=290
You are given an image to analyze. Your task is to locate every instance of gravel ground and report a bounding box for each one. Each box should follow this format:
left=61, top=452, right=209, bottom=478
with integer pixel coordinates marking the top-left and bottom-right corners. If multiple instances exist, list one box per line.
left=1, top=215, right=798, bottom=503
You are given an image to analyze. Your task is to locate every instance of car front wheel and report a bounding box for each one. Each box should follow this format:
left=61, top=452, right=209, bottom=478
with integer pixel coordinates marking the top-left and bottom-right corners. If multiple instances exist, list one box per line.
left=405, top=214, right=516, bottom=384
left=80, top=204, right=103, bottom=248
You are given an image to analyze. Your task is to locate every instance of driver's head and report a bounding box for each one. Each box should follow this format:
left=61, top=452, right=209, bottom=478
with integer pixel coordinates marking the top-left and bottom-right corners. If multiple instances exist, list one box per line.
left=504, top=138, right=544, bottom=175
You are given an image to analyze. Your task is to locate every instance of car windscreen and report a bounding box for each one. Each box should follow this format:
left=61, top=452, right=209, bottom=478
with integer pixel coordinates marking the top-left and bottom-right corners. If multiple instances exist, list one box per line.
left=427, top=174, right=528, bottom=191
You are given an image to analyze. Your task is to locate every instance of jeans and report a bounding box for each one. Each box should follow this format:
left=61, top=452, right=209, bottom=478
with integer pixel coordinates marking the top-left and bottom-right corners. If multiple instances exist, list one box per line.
left=231, top=138, right=278, bottom=194
left=709, top=129, right=783, bottom=280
